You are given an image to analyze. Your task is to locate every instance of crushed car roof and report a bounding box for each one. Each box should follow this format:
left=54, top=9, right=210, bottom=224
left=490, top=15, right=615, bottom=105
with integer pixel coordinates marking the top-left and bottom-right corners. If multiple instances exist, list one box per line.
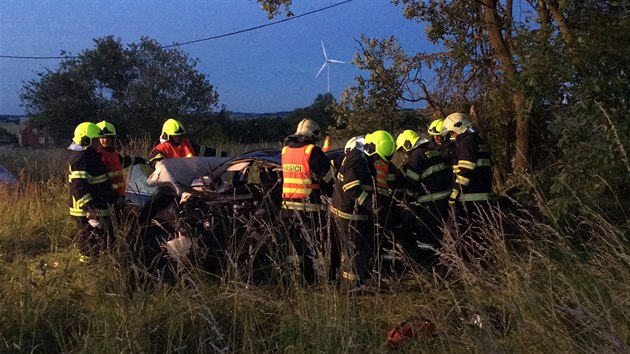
left=134, top=148, right=345, bottom=200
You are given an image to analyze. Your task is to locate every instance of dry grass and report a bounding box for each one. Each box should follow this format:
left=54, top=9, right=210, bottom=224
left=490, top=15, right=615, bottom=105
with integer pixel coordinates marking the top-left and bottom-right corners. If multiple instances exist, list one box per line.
left=1, top=144, right=629, bottom=353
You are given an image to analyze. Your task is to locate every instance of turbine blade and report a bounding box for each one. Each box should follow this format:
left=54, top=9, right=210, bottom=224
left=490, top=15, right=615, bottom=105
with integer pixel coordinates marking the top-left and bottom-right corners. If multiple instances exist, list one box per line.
left=327, top=59, right=345, bottom=64
left=321, top=40, right=328, bottom=60
left=315, top=62, right=327, bottom=78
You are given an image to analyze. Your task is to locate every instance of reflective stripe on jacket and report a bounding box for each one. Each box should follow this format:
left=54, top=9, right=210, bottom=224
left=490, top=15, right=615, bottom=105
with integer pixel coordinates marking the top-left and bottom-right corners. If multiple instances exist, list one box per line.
left=330, top=205, right=369, bottom=221
left=281, top=144, right=324, bottom=211
left=331, top=148, right=374, bottom=220
left=403, top=143, right=451, bottom=202
left=373, top=159, right=391, bottom=197
left=67, top=148, right=116, bottom=218
left=452, top=131, right=493, bottom=198
left=459, top=192, right=496, bottom=202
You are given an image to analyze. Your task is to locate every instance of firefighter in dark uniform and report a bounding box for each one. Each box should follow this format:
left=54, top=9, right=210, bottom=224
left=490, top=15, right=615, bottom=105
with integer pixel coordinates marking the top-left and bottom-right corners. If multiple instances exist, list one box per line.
left=367, top=134, right=404, bottom=265
left=67, top=122, right=118, bottom=262
left=281, top=118, right=334, bottom=283
left=427, top=118, right=457, bottom=167
left=371, top=140, right=403, bottom=229
left=149, top=118, right=227, bottom=166
left=96, top=120, right=145, bottom=199
left=331, top=130, right=396, bottom=287
left=443, top=112, right=496, bottom=264
left=396, top=129, right=451, bottom=266
left=331, top=136, right=365, bottom=173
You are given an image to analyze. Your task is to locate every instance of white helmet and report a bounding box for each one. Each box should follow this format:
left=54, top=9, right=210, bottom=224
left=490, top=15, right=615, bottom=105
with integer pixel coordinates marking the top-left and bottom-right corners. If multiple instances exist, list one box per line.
left=295, top=118, right=321, bottom=141
left=344, top=135, right=365, bottom=154
left=443, top=112, right=472, bottom=135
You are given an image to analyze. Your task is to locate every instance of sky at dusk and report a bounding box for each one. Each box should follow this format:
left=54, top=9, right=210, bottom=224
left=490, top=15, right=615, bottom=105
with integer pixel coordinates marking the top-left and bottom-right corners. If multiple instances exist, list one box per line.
left=0, top=0, right=433, bottom=114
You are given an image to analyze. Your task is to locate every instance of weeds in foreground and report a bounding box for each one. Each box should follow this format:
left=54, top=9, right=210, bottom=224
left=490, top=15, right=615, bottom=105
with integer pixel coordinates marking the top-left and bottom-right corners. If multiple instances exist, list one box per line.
left=1, top=175, right=629, bottom=353
left=1, top=144, right=629, bottom=353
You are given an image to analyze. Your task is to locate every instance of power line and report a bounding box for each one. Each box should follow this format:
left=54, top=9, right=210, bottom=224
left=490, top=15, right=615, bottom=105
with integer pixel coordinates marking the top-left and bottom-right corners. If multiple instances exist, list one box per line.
left=164, top=0, right=352, bottom=48
left=0, top=55, right=77, bottom=59
left=0, top=0, right=353, bottom=60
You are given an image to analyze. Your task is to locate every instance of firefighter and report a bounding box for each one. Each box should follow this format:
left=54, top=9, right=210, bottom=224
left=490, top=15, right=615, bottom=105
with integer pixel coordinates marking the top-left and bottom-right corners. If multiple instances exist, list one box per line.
left=345, top=136, right=365, bottom=154
left=369, top=134, right=403, bottom=230
left=427, top=118, right=456, bottom=167
left=149, top=118, right=227, bottom=166
left=96, top=120, right=145, bottom=198
left=371, top=139, right=402, bottom=202
left=331, top=135, right=364, bottom=173
left=442, top=112, right=496, bottom=264
left=395, top=129, right=451, bottom=266
left=365, top=131, right=403, bottom=262
left=67, top=122, right=118, bottom=262
left=281, top=118, right=334, bottom=283
left=331, top=130, right=396, bottom=287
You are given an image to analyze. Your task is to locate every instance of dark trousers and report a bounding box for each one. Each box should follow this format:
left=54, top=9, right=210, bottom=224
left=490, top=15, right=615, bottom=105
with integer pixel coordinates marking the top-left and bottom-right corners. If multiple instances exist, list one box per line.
left=75, top=215, right=114, bottom=257
left=333, top=216, right=374, bottom=285
left=282, top=210, right=327, bottom=283
left=406, top=199, right=449, bottom=266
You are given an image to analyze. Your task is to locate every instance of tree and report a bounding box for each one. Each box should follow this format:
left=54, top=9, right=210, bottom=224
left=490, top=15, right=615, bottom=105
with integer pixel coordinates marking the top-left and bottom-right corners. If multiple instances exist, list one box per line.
left=260, top=0, right=533, bottom=171
left=286, top=93, right=337, bottom=134
left=384, top=0, right=536, bottom=174
left=331, top=36, right=429, bottom=135
left=200, top=94, right=338, bottom=144
left=524, top=1, right=630, bottom=213
left=256, top=0, right=294, bottom=18
left=259, top=0, right=630, bottom=213
left=20, top=36, right=220, bottom=141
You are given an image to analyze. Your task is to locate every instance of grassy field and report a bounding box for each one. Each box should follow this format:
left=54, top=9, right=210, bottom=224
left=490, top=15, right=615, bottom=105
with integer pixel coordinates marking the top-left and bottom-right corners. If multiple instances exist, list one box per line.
left=0, top=145, right=629, bottom=353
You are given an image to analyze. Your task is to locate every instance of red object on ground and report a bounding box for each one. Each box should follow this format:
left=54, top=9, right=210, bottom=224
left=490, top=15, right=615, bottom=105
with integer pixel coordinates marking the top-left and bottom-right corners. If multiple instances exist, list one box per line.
left=386, top=318, right=437, bottom=349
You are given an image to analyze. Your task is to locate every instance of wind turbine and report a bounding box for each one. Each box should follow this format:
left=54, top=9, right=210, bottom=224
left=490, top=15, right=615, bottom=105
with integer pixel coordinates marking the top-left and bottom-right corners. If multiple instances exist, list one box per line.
left=315, top=40, right=345, bottom=93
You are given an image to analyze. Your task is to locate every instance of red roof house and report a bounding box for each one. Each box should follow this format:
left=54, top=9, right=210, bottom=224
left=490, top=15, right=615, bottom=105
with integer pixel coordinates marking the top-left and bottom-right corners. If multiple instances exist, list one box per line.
left=19, top=125, right=55, bottom=148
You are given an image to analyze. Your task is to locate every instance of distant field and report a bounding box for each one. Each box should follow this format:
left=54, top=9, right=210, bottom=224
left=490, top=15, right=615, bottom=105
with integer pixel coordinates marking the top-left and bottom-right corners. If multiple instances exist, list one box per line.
left=0, top=145, right=629, bottom=353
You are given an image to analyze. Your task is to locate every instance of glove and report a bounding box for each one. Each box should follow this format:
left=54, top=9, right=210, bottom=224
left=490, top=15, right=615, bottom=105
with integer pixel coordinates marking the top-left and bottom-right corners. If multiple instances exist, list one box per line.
left=449, top=189, right=460, bottom=206
left=180, top=192, right=193, bottom=204
left=88, top=219, right=102, bottom=229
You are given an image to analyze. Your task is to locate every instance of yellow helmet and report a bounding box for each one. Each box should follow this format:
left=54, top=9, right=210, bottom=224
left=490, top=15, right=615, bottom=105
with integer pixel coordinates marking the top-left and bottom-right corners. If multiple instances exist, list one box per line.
left=96, top=120, right=116, bottom=137
left=72, top=122, right=103, bottom=148
left=364, top=130, right=395, bottom=162
left=443, top=113, right=471, bottom=135
left=161, top=118, right=186, bottom=140
left=295, top=118, right=321, bottom=141
left=396, top=130, right=421, bottom=152
left=427, top=119, right=446, bottom=136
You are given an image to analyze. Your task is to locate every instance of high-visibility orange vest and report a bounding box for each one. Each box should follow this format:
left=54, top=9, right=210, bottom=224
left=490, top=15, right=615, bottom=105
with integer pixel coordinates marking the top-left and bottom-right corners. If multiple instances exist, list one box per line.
left=281, top=144, right=323, bottom=211
left=373, top=159, right=391, bottom=197
left=322, top=136, right=331, bottom=152
left=151, top=138, right=196, bottom=159
left=98, top=147, right=126, bottom=197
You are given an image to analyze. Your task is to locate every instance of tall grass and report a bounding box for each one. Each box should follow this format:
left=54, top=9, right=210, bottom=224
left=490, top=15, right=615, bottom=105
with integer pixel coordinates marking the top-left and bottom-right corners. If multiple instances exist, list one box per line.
left=1, top=144, right=629, bottom=353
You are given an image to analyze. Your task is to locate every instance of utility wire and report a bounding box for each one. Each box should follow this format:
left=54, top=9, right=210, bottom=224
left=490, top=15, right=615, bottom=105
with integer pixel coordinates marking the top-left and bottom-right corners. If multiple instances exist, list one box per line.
left=0, top=0, right=353, bottom=60
left=164, top=0, right=352, bottom=48
left=0, top=55, right=77, bottom=59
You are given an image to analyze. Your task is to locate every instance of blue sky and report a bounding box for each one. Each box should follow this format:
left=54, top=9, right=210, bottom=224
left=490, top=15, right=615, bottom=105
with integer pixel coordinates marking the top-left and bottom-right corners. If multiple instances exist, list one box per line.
left=0, top=0, right=431, bottom=114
